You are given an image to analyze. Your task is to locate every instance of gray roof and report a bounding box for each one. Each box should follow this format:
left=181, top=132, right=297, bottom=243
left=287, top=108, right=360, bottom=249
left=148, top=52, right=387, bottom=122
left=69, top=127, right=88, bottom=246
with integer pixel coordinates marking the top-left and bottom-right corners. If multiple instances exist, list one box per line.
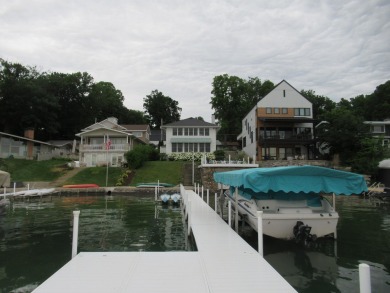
left=162, top=118, right=218, bottom=128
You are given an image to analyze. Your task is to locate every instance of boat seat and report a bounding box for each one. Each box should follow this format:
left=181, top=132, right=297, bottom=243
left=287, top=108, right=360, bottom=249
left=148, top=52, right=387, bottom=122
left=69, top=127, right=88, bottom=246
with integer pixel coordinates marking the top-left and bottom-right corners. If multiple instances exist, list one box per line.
left=278, top=208, right=313, bottom=214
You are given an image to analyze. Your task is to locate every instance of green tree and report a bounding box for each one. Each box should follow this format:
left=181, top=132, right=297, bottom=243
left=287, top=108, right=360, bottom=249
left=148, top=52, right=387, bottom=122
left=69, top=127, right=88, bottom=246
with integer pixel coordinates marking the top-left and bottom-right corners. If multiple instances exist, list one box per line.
left=364, top=80, right=390, bottom=120
left=0, top=59, right=59, bottom=138
left=210, top=74, right=274, bottom=141
left=143, top=90, right=181, bottom=129
left=46, top=71, right=95, bottom=139
left=300, top=89, right=336, bottom=119
left=316, top=107, right=370, bottom=164
left=351, top=137, right=390, bottom=177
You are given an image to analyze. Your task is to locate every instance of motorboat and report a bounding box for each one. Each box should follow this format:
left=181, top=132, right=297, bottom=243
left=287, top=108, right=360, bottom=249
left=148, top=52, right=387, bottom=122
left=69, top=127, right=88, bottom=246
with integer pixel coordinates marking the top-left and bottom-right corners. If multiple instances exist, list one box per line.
left=214, top=165, right=368, bottom=242
left=2, top=188, right=56, bottom=198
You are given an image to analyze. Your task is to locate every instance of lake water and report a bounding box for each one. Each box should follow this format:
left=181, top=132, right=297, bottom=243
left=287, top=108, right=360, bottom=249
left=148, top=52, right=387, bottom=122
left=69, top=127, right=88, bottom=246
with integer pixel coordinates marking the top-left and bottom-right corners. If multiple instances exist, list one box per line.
left=0, top=194, right=389, bottom=293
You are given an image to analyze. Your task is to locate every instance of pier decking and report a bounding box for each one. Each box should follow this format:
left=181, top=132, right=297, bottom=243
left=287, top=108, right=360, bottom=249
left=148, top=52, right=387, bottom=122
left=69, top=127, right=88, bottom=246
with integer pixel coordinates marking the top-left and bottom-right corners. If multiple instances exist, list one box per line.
left=32, top=186, right=296, bottom=293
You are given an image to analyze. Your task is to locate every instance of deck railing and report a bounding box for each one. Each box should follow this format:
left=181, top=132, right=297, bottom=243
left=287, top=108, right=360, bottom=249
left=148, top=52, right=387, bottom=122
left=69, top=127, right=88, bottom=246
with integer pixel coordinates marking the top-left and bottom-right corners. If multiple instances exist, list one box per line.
left=80, top=144, right=130, bottom=151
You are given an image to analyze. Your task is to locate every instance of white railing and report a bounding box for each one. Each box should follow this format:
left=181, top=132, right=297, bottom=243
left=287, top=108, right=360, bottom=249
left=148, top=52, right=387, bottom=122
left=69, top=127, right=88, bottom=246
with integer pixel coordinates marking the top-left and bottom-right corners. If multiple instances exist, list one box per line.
left=80, top=144, right=130, bottom=151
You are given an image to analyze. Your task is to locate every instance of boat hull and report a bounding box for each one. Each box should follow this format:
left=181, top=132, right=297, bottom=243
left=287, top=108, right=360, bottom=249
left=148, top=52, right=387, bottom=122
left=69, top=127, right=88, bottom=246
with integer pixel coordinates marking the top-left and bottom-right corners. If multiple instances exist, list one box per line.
left=62, top=184, right=99, bottom=188
left=227, top=192, right=339, bottom=240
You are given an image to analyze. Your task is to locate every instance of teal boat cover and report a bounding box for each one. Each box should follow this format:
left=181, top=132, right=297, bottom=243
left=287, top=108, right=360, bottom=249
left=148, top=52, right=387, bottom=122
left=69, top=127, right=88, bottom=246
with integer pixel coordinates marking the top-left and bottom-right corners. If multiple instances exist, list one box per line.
left=213, top=165, right=368, bottom=195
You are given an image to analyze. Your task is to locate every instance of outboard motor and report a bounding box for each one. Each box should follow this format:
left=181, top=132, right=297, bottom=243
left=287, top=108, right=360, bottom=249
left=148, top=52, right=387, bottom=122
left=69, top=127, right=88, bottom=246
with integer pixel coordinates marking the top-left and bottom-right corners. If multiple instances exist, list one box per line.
left=293, top=221, right=317, bottom=245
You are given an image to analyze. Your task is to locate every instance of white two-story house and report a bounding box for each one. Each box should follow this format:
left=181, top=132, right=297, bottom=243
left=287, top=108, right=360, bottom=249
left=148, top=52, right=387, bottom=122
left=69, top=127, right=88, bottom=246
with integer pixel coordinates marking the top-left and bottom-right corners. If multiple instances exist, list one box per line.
left=364, top=120, right=390, bottom=147
left=160, top=118, right=220, bottom=155
left=76, top=117, right=150, bottom=167
left=238, top=80, right=316, bottom=161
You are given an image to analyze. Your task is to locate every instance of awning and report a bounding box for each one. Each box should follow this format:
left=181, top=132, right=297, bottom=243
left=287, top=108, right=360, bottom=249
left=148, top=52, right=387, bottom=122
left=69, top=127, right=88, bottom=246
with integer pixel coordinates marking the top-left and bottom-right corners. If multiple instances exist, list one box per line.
left=213, top=165, right=368, bottom=195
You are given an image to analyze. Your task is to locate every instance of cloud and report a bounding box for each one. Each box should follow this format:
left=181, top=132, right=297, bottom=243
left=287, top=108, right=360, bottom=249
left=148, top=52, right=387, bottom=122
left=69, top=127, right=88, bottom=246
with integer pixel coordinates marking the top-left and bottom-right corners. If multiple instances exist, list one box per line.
left=1, top=0, right=389, bottom=121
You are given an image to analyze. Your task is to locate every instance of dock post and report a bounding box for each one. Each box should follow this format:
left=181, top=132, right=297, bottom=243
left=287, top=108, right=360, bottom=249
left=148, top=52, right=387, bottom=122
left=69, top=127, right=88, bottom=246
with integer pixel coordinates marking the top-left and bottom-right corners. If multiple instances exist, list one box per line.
left=228, top=200, right=232, bottom=227
left=155, top=186, right=157, bottom=201
left=257, top=211, right=263, bottom=256
left=13, top=182, right=16, bottom=195
left=188, top=200, right=191, bottom=236
left=72, top=210, right=80, bottom=259
left=201, top=186, right=204, bottom=200
left=206, top=189, right=209, bottom=205
left=359, top=263, right=371, bottom=293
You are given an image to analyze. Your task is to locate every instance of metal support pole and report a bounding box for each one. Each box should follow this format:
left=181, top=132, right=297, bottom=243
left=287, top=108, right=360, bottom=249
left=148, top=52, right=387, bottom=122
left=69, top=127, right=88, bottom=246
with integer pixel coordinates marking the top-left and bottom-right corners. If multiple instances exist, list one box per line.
left=228, top=200, right=232, bottom=227
left=206, top=189, right=209, bottom=205
left=215, top=193, right=218, bottom=212
left=72, top=210, right=80, bottom=259
left=234, top=187, right=239, bottom=233
left=155, top=186, right=157, bottom=201
left=257, top=211, right=263, bottom=256
left=201, top=185, right=204, bottom=200
left=187, top=200, right=191, bottom=236
left=359, top=263, right=371, bottom=293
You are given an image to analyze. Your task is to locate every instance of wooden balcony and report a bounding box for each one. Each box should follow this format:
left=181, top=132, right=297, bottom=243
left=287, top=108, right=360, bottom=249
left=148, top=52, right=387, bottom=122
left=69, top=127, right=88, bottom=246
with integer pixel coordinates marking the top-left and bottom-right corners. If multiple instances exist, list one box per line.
left=258, top=133, right=316, bottom=146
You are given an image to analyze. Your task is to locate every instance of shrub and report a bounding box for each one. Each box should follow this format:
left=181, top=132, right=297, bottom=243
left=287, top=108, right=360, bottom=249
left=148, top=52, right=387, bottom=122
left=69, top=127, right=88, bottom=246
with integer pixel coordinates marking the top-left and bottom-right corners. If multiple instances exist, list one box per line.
left=125, top=145, right=158, bottom=169
left=214, top=150, right=225, bottom=160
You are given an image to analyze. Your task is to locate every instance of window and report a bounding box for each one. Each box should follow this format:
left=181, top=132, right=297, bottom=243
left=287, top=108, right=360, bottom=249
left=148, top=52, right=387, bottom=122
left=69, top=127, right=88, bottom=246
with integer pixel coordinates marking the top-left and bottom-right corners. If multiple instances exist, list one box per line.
left=205, top=128, right=209, bottom=136
left=178, top=128, right=183, bottom=135
left=173, top=128, right=177, bottom=136
left=371, top=125, right=385, bottom=133
left=199, top=143, right=205, bottom=152
left=193, top=128, right=198, bottom=136
left=266, top=107, right=272, bottom=114
left=243, top=137, right=246, bottom=147
left=205, top=143, right=210, bottom=152
left=282, top=108, right=288, bottom=114
left=184, top=128, right=189, bottom=136
left=283, top=90, right=286, bottom=97
left=294, top=108, right=311, bottom=116
left=172, top=143, right=177, bottom=152
left=199, top=128, right=204, bottom=136
left=274, top=108, right=280, bottom=114
left=250, top=131, right=253, bottom=143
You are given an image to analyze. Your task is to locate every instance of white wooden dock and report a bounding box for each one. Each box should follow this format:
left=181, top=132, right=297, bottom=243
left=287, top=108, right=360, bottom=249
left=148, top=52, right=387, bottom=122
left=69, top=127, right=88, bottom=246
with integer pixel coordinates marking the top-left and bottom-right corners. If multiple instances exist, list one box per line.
left=32, top=186, right=296, bottom=293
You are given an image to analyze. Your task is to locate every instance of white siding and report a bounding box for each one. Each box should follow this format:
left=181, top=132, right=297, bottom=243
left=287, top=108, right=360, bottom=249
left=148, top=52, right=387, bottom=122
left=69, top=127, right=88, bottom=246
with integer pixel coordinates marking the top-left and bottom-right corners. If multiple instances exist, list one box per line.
left=258, top=81, right=312, bottom=118
left=241, top=107, right=257, bottom=158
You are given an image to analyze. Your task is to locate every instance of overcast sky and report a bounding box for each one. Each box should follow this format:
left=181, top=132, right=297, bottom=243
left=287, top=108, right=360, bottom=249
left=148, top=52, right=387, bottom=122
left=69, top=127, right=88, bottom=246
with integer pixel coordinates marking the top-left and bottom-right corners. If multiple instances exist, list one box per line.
left=1, top=0, right=389, bottom=122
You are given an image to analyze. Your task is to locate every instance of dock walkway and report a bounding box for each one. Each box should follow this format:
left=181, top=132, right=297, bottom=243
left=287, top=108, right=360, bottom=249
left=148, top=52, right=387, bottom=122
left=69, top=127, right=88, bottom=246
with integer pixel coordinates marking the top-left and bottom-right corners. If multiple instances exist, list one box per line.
left=32, top=186, right=296, bottom=293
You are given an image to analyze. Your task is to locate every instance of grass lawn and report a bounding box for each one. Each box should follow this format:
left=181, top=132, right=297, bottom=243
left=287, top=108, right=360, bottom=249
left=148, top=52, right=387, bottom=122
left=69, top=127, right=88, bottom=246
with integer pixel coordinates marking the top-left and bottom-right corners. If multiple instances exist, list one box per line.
left=0, top=158, right=71, bottom=181
left=130, top=161, right=185, bottom=186
left=63, top=167, right=123, bottom=187
left=0, top=158, right=186, bottom=187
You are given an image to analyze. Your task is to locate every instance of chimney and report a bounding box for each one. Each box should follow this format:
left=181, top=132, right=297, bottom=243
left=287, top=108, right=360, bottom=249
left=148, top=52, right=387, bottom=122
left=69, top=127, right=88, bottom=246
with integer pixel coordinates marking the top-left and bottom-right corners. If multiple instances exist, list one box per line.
left=24, top=128, right=34, bottom=159
left=211, top=114, right=215, bottom=124
left=24, top=128, right=35, bottom=139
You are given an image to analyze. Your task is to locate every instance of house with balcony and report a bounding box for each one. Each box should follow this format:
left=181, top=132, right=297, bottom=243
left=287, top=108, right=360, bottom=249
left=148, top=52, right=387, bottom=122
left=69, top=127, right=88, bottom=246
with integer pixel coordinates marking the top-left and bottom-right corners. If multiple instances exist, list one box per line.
left=76, top=117, right=149, bottom=167
left=364, top=120, right=390, bottom=147
left=238, top=80, right=317, bottom=161
left=160, top=117, right=220, bottom=155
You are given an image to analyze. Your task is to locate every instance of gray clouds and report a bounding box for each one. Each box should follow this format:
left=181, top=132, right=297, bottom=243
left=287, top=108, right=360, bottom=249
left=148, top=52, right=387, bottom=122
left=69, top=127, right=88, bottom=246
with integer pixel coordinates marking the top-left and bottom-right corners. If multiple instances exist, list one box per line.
left=1, top=0, right=389, bottom=121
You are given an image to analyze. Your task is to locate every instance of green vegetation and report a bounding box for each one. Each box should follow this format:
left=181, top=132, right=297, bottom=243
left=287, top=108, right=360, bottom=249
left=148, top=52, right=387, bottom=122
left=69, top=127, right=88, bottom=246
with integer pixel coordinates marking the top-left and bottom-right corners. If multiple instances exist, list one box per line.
left=0, top=158, right=185, bottom=187
left=129, top=161, right=185, bottom=186
left=63, top=167, right=123, bottom=186
left=0, top=158, right=71, bottom=181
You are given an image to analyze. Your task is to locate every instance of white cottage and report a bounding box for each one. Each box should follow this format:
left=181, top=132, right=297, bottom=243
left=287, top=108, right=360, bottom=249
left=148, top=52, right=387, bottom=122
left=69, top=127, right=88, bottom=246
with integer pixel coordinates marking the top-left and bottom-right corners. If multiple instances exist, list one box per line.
left=76, top=117, right=149, bottom=167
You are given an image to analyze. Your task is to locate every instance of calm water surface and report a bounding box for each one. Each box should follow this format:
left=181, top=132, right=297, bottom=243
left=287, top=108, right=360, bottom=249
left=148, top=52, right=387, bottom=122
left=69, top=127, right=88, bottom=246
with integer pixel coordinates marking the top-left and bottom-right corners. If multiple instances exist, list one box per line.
left=0, top=194, right=389, bottom=293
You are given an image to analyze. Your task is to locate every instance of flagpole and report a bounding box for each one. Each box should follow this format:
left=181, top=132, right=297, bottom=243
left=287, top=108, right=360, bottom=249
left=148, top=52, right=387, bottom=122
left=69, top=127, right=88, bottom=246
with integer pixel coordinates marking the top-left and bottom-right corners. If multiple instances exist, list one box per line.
left=105, top=135, right=109, bottom=187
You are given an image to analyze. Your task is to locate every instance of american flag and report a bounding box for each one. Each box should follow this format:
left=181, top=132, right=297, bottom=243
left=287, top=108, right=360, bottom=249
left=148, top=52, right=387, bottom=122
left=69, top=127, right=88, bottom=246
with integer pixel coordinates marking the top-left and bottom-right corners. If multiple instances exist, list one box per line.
left=105, top=137, right=111, bottom=150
